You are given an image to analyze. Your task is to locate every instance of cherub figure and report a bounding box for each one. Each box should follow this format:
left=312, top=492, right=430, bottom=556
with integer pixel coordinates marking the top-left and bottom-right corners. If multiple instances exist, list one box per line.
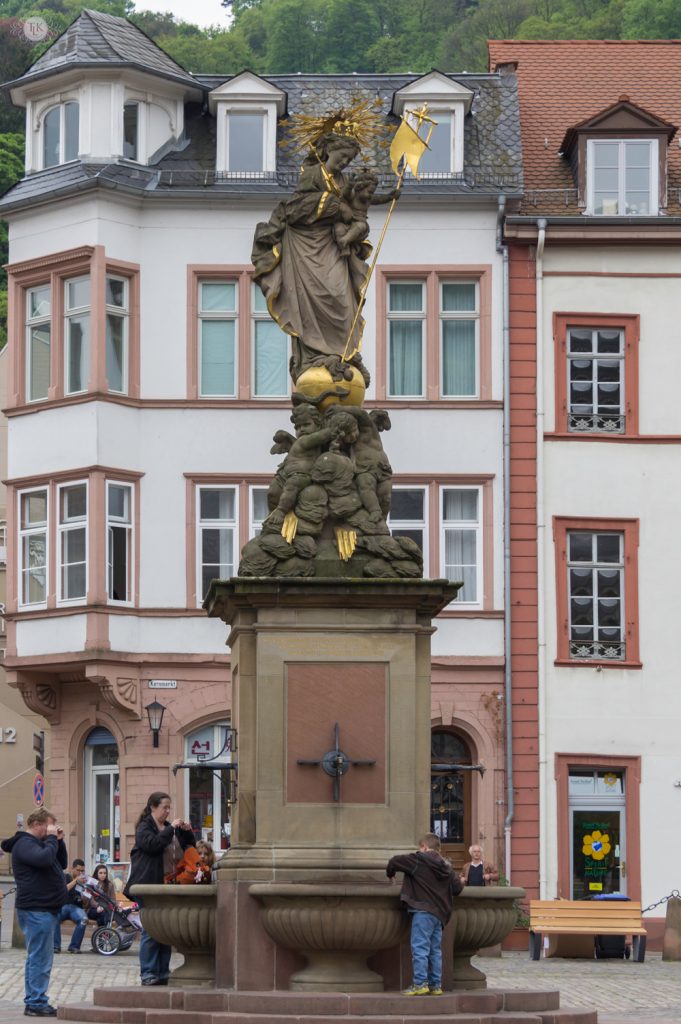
left=265, top=403, right=346, bottom=531
left=326, top=405, right=392, bottom=522
left=335, top=169, right=401, bottom=256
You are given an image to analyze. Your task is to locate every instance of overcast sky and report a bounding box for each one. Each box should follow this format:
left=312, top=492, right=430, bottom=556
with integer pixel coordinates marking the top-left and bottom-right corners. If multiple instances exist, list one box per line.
left=143, top=0, right=233, bottom=30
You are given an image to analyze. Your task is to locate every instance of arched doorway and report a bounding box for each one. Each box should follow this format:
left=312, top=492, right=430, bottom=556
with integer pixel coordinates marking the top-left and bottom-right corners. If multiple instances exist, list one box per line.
left=430, top=729, right=473, bottom=871
left=83, top=727, right=120, bottom=867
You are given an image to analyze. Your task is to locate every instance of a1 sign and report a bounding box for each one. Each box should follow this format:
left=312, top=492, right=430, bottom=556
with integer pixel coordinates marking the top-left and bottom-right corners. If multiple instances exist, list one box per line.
left=33, top=772, right=45, bottom=807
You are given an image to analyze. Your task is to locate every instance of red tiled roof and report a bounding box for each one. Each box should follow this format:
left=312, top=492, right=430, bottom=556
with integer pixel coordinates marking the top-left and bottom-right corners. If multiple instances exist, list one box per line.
left=488, top=40, right=681, bottom=215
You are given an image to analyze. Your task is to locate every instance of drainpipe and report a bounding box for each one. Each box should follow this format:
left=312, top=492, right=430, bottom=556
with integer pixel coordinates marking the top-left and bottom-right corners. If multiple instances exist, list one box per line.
left=496, top=195, right=513, bottom=881
left=535, top=218, right=548, bottom=897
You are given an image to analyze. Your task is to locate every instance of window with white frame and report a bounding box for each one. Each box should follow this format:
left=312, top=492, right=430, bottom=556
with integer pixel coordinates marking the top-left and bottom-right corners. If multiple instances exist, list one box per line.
left=43, top=102, right=79, bottom=168
left=250, top=486, right=269, bottom=537
left=389, top=487, right=427, bottom=553
left=123, top=103, right=138, bottom=161
left=198, top=487, right=236, bottom=600
left=567, top=327, right=624, bottom=433
left=228, top=112, right=265, bottom=172
left=19, top=489, right=48, bottom=606
left=416, top=111, right=453, bottom=174
left=185, top=722, right=231, bottom=849
left=441, top=488, right=480, bottom=603
left=441, top=282, right=478, bottom=397
left=107, top=482, right=133, bottom=603
left=105, top=276, right=128, bottom=394
left=64, top=276, right=91, bottom=395
left=58, top=482, right=87, bottom=602
left=388, top=282, right=425, bottom=397
left=588, top=139, right=658, bottom=216
left=199, top=281, right=237, bottom=397
left=568, top=531, right=624, bottom=661
left=252, top=284, right=288, bottom=396
left=26, top=284, right=51, bottom=402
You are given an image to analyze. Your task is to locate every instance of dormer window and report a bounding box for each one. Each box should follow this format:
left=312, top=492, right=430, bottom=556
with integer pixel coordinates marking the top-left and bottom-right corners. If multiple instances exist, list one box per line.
left=43, top=101, right=79, bottom=168
left=562, top=99, right=675, bottom=217
left=229, top=112, right=265, bottom=172
left=209, top=71, right=287, bottom=178
left=392, top=71, right=473, bottom=177
left=588, top=139, right=658, bottom=216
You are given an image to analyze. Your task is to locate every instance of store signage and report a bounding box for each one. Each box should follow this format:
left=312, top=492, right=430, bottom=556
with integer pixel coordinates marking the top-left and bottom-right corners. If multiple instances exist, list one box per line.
left=148, top=679, right=177, bottom=689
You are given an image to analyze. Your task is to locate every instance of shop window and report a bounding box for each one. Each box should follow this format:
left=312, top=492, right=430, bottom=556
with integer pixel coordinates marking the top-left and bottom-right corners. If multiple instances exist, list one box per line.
left=84, top=727, right=120, bottom=866
left=185, top=722, right=231, bottom=850
left=568, top=768, right=626, bottom=899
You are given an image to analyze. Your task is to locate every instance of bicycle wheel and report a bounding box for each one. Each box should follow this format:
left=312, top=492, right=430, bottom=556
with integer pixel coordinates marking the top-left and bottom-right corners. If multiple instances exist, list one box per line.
left=92, top=926, right=122, bottom=956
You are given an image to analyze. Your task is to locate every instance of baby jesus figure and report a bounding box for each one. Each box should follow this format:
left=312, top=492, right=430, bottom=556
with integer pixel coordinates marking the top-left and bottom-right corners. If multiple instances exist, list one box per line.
left=335, top=169, right=401, bottom=256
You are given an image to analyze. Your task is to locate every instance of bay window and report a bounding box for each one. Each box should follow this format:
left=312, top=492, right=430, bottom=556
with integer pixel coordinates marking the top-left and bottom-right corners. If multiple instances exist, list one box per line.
left=105, top=276, right=128, bottom=393
left=19, top=489, right=48, bottom=607
left=107, top=482, right=133, bottom=603
left=64, top=276, right=91, bottom=394
left=26, top=285, right=51, bottom=402
left=58, top=482, right=87, bottom=603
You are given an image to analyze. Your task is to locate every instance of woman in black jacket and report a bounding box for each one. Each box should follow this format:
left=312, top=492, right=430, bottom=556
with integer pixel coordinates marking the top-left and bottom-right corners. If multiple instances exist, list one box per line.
left=124, top=791, right=195, bottom=986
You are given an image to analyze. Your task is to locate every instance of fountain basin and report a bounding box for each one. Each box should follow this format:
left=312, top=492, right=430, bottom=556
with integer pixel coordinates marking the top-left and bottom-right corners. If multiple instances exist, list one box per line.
left=131, top=884, right=217, bottom=987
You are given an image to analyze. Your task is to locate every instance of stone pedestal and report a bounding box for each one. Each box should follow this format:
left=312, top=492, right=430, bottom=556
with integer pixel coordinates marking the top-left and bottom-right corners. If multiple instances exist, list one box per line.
left=204, top=578, right=458, bottom=991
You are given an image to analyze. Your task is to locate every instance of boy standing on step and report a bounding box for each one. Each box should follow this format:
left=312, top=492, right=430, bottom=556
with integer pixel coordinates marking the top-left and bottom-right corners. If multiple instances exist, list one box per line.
left=386, top=833, right=463, bottom=995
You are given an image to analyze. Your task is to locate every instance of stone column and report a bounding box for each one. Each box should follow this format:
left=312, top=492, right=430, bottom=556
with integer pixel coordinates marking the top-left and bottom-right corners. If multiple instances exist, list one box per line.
left=204, top=578, right=458, bottom=991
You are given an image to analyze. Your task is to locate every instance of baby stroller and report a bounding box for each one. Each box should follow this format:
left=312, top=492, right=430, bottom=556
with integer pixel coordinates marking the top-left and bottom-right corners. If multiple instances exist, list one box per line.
left=77, top=879, right=143, bottom=956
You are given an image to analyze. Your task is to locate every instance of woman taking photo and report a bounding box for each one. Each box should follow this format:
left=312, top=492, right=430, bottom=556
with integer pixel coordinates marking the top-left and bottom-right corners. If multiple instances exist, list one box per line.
left=124, top=791, right=195, bottom=986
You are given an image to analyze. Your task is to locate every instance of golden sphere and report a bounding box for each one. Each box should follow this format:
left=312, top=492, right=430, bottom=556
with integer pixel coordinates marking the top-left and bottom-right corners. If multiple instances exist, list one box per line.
left=294, top=365, right=366, bottom=411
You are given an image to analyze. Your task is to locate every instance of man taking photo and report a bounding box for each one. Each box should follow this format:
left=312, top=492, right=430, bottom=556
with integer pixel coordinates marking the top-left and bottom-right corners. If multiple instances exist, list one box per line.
left=1, top=809, right=68, bottom=1017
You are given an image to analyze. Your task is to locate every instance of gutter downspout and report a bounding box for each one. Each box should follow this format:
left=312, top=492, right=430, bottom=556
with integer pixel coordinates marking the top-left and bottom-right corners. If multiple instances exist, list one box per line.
left=535, top=218, right=548, bottom=898
left=497, top=195, right=513, bottom=881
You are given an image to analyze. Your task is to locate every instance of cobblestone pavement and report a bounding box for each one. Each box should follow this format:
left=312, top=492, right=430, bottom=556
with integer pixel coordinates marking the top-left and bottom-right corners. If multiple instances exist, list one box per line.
left=0, top=945, right=678, bottom=1023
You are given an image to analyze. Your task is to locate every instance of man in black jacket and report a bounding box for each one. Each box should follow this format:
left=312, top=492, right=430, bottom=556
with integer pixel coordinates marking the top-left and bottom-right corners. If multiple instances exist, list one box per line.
left=1, top=808, right=68, bottom=1016
left=387, top=833, right=462, bottom=996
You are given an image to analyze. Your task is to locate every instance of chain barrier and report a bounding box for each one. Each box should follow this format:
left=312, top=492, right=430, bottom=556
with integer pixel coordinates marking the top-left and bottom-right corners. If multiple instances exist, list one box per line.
left=643, top=889, right=680, bottom=914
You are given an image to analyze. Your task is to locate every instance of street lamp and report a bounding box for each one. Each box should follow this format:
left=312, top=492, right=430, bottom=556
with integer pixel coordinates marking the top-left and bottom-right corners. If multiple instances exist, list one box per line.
left=145, top=700, right=166, bottom=748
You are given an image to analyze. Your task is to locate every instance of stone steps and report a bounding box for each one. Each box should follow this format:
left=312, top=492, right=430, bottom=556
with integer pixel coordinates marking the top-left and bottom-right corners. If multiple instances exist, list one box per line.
left=57, top=987, right=597, bottom=1024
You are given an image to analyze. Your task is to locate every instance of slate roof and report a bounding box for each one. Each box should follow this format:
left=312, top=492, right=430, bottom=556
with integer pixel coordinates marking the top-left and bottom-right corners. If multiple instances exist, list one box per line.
left=1, top=61, right=523, bottom=210
left=488, top=40, right=681, bottom=216
left=7, top=8, right=197, bottom=90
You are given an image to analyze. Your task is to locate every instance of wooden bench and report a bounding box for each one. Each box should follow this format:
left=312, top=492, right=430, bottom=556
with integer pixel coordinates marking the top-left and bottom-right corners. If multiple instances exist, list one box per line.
left=529, top=899, right=647, bottom=962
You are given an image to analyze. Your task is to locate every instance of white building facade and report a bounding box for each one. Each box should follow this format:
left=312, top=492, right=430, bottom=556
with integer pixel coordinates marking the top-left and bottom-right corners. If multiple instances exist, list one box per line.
left=1, top=11, right=522, bottom=878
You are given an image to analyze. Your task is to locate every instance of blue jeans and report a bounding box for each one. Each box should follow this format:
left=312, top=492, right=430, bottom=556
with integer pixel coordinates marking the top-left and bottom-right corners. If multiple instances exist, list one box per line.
left=409, top=910, right=443, bottom=988
left=54, top=904, right=87, bottom=951
left=17, top=909, right=57, bottom=1008
left=139, top=928, right=171, bottom=983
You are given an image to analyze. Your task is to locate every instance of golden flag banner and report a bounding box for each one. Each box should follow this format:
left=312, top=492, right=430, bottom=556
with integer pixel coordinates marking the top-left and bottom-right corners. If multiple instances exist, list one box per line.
left=389, top=118, right=428, bottom=178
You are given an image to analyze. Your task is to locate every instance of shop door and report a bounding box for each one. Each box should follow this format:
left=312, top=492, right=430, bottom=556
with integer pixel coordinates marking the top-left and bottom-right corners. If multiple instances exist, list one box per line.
left=84, top=728, right=120, bottom=865
left=568, top=770, right=626, bottom=899
left=430, top=729, right=472, bottom=871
